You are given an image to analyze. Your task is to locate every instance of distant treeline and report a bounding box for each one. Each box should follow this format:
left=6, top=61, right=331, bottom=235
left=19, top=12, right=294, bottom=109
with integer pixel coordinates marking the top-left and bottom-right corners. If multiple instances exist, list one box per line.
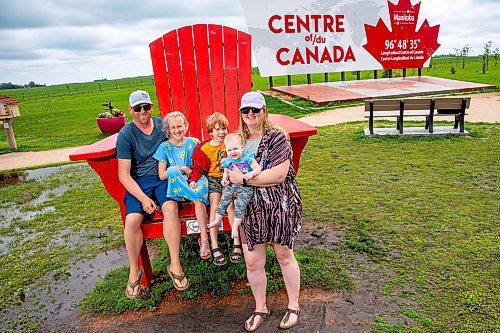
left=0, top=81, right=46, bottom=90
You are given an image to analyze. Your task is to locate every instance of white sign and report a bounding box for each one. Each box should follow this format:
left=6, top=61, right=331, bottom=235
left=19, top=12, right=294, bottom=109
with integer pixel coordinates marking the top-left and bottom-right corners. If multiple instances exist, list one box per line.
left=240, top=0, right=438, bottom=76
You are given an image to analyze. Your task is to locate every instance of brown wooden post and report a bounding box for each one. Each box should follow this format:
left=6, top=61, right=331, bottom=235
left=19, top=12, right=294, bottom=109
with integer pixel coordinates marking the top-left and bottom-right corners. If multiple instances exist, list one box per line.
left=3, top=119, right=17, bottom=149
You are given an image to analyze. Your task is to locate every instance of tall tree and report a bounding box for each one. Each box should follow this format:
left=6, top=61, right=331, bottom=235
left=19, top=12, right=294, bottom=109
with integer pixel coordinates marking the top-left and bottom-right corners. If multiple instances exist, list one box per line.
left=453, top=47, right=461, bottom=67
left=482, top=41, right=492, bottom=74
left=461, top=45, right=472, bottom=69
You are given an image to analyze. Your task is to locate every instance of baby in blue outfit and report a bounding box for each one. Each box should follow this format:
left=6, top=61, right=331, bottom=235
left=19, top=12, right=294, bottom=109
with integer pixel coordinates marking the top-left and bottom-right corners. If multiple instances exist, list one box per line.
left=208, top=132, right=262, bottom=239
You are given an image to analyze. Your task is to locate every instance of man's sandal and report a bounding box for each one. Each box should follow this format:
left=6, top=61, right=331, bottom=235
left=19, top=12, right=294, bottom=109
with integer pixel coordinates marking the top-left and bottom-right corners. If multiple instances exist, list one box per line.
left=230, top=243, right=243, bottom=264
left=167, top=265, right=189, bottom=291
left=125, top=267, right=144, bottom=299
left=244, top=310, right=270, bottom=332
left=279, top=308, right=300, bottom=329
left=211, top=247, right=227, bottom=266
left=198, top=238, right=211, bottom=260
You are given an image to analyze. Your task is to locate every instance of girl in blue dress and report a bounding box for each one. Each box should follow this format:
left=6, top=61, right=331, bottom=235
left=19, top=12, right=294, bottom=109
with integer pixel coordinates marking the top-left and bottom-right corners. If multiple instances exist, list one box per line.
left=153, top=111, right=211, bottom=260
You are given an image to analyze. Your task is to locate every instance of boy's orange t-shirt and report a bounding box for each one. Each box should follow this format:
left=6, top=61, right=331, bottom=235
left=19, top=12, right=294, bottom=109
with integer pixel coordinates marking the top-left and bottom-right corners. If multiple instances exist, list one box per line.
left=200, top=141, right=226, bottom=178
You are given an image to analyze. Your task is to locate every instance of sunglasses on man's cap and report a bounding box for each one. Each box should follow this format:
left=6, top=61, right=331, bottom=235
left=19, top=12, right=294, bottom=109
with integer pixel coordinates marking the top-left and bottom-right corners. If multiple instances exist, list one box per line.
left=240, top=106, right=262, bottom=115
left=132, top=104, right=152, bottom=113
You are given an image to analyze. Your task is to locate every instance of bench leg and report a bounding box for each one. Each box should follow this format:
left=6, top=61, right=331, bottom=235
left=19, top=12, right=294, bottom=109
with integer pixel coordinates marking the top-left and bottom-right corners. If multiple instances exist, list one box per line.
left=398, top=117, right=403, bottom=134
left=369, top=116, right=374, bottom=134
left=139, top=242, right=153, bottom=287
left=396, top=117, right=400, bottom=130
left=454, top=115, right=459, bottom=129
left=459, top=115, right=465, bottom=133
left=425, top=116, right=429, bottom=129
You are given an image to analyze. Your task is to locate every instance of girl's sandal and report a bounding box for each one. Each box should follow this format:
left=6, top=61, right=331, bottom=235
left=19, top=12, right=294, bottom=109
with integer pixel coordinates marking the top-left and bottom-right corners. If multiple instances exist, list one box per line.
left=279, top=308, right=300, bottom=329
left=198, top=238, right=211, bottom=260
left=211, top=247, right=227, bottom=266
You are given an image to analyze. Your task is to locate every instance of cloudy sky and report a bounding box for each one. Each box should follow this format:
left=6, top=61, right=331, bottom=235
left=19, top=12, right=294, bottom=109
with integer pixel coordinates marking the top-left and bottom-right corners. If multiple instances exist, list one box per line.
left=1, top=0, right=498, bottom=86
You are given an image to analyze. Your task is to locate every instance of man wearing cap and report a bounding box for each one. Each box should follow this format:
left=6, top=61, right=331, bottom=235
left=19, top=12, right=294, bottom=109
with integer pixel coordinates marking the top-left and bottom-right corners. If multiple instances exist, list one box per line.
left=116, top=90, right=188, bottom=299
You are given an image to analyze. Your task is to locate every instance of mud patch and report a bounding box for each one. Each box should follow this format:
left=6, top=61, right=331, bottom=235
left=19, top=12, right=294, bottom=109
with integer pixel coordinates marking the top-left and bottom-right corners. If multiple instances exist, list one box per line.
left=2, top=246, right=157, bottom=333
left=77, top=224, right=409, bottom=333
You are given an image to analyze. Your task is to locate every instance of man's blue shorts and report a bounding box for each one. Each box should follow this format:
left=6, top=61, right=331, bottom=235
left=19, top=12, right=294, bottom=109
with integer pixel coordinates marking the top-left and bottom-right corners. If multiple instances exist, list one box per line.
left=124, top=175, right=170, bottom=217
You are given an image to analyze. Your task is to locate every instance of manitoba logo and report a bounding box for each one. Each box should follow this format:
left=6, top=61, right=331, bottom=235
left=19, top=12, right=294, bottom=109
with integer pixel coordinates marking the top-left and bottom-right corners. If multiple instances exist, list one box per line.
left=363, top=0, right=440, bottom=69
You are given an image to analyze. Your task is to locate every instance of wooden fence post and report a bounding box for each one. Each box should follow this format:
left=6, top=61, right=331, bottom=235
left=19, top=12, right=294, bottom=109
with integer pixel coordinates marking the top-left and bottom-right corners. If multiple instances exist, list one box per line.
left=3, top=119, right=17, bottom=149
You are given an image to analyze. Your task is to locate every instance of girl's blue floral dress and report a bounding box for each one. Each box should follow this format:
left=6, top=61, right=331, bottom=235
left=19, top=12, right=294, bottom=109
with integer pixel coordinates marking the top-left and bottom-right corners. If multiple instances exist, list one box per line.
left=153, top=137, right=209, bottom=204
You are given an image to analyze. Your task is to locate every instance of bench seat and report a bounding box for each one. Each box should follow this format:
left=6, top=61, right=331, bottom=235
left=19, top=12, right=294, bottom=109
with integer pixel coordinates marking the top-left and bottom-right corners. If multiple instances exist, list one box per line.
left=364, top=97, right=471, bottom=135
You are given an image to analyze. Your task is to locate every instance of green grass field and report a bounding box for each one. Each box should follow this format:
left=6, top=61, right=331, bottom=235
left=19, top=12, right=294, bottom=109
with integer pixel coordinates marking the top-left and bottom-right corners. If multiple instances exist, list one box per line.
left=0, top=55, right=498, bottom=332
left=1, top=122, right=497, bottom=332
left=0, top=56, right=498, bottom=153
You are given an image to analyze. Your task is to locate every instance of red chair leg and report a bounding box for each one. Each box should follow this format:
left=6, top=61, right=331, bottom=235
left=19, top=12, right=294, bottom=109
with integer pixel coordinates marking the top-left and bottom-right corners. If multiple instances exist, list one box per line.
left=138, top=242, right=153, bottom=287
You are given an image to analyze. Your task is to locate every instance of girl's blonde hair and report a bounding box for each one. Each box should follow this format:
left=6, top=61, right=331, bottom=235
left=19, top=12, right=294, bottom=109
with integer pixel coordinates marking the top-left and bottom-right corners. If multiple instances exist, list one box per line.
left=239, top=105, right=289, bottom=141
left=162, top=111, right=189, bottom=138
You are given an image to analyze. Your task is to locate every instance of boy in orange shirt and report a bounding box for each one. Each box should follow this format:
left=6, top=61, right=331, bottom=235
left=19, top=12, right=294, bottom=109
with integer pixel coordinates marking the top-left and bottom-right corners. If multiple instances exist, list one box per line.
left=190, top=113, right=241, bottom=266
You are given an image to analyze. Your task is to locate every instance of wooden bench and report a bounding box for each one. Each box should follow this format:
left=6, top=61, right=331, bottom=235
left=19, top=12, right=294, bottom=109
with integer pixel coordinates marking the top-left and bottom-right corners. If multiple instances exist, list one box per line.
left=364, top=97, right=471, bottom=136
left=69, top=24, right=317, bottom=287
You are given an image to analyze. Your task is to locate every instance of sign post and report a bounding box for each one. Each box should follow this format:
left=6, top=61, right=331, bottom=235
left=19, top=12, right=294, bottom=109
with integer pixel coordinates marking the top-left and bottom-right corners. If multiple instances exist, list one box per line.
left=0, top=97, right=21, bottom=149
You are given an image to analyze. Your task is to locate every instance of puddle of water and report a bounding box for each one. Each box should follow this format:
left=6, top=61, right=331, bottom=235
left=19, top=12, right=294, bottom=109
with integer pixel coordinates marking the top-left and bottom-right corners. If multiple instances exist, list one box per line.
left=0, top=171, right=28, bottom=187
left=29, top=185, right=69, bottom=206
left=0, top=184, right=70, bottom=227
left=1, top=247, right=129, bottom=332
left=0, top=164, right=81, bottom=187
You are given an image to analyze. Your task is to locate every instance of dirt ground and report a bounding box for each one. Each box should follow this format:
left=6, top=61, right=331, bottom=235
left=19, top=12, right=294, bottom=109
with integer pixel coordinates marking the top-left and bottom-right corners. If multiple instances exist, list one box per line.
left=39, top=225, right=406, bottom=333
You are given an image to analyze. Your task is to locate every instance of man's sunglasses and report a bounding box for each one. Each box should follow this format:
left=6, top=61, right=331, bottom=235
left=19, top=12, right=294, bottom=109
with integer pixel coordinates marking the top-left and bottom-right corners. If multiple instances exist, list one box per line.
left=132, top=104, right=152, bottom=113
left=240, top=107, right=262, bottom=114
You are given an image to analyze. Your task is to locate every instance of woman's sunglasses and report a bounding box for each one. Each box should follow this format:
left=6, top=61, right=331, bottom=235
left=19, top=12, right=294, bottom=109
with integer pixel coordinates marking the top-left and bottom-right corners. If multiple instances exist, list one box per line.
left=240, top=107, right=262, bottom=114
left=132, top=104, right=152, bottom=113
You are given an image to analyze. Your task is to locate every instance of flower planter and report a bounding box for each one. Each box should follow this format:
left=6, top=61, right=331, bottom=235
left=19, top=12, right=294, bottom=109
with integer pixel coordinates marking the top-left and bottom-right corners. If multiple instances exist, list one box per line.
left=96, top=115, right=126, bottom=134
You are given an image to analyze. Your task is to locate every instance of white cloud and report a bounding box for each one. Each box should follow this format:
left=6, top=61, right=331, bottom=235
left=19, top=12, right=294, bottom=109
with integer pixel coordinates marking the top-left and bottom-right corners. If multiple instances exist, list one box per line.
left=0, top=0, right=498, bottom=85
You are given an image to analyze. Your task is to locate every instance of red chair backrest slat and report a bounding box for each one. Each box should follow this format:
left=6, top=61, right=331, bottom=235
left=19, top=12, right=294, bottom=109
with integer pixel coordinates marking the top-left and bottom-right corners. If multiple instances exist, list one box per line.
left=149, top=24, right=252, bottom=141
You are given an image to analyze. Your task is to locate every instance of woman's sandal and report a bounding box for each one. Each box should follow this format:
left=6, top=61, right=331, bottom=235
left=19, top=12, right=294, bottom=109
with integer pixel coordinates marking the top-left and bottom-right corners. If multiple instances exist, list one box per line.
left=279, top=308, right=300, bottom=329
left=211, top=247, right=227, bottom=266
left=244, top=310, right=270, bottom=332
left=167, top=265, right=189, bottom=291
left=125, top=267, right=144, bottom=299
left=198, top=238, right=211, bottom=260
left=230, top=243, right=243, bottom=264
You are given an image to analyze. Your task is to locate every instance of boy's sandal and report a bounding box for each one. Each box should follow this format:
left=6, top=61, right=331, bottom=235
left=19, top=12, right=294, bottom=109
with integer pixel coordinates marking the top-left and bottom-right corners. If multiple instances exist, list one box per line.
left=244, top=310, right=270, bottom=332
left=198, top=238, right=211, bottom=260
left=167, top=265, right=189, bottom=291
left=230, top=243, right=244, bottom=264
left=279, top=308, right=300, bottom=329
left=211, top=247, right=227, bottom=266
left=125, top=267, right=144, bottom=299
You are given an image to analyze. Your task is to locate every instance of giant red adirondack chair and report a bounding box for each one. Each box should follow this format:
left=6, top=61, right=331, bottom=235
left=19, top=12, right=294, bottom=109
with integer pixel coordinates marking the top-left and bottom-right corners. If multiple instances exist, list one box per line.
left=70, top=24, right=317, bottom=287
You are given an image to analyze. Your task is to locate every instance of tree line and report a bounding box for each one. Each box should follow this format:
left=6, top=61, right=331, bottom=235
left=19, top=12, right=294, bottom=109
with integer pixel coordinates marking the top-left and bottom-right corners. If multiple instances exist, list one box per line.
left=0, top=81, right=46, bottom=90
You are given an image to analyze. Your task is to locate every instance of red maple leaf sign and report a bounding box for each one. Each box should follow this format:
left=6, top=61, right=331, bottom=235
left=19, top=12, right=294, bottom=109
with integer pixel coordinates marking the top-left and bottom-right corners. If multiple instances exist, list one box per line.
left=363, top=0, right=440, bottom=69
